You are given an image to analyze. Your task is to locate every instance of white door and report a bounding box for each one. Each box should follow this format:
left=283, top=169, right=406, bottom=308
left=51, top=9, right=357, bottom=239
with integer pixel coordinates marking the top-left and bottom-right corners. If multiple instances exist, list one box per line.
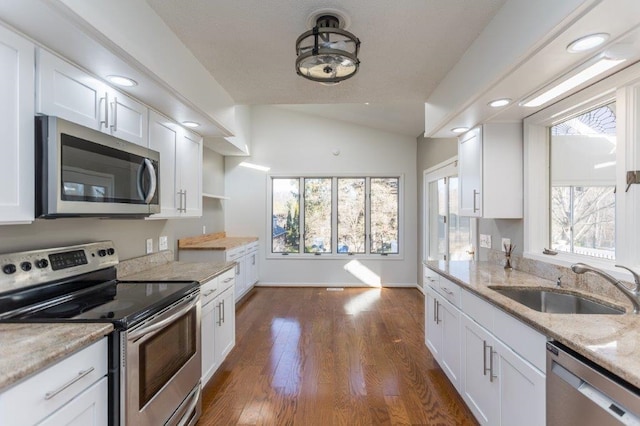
left=215, top=286, right=236, bottom=364
left=176, top=129, right=202, bottom=216
left=458, top=128, right=482, bottom=217
left=36, top=49, right=107, bottom=131
left=460, top=314, right=498, bottom=425
left=0, top=26, right=34, bottom=223
left=201, top=299, right=217, bottom=384
left=148, top=111, right=178, bottom=217
left=107, top=90, right=148, bottom=146
left=439, top=297, right=461, bottom=391
left=424, top=287, right=442, bottom=359
left=38, top=378, right=108, bottom=426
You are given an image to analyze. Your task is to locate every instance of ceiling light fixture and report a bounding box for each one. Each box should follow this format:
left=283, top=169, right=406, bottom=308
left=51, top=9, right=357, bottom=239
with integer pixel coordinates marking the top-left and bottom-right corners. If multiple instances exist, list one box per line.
left=106, top=75, right=137, bottom=87
left=567, top=33, right=609, bottom=53
left=182, top=121, right=200, bottom=128
left=488, top=98, right=512, bottom=108
left=522, top=56, right=625, bottom=108
left=451, top=127, right=469, bottom=134
left=295, top=13, right=360, bottom=84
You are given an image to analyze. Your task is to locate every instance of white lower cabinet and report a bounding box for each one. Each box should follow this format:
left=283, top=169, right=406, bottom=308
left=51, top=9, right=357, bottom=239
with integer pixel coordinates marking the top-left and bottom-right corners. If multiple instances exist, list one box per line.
left=425, top=285, right=461, bottom=390
left=201, top=268, right=236, bottom=386
left=460, top=314, right=545, bottom=426
left=0, top=338, right=108, bottom=426
left=423, top=269, right=546, bottom=426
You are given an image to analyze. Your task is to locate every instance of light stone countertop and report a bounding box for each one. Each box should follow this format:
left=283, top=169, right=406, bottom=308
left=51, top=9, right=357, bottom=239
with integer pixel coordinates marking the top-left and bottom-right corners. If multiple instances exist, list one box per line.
left=425, top=260, right=640, bottom=389
left=119, top=260, right=236, bottom=283
left=0, top=323, right=113, bottom=391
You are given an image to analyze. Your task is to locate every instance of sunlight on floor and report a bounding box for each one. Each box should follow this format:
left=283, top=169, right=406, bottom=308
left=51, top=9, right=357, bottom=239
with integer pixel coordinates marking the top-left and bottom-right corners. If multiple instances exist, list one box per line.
left=269, top=317, right=302, bottom=395
left=343, top=260, right=382, bottom=287
left=344, top=288, right=382, bottom=315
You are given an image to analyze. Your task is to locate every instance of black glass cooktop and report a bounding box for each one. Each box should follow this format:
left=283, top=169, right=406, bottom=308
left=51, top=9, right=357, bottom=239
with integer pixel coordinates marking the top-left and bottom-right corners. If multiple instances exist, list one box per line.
left=0, top=275, right=198, bottom=329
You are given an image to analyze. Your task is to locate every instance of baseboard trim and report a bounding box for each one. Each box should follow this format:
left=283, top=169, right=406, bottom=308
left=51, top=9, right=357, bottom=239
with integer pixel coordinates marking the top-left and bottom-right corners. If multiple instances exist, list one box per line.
left=255, top=282, right=418, bottom=288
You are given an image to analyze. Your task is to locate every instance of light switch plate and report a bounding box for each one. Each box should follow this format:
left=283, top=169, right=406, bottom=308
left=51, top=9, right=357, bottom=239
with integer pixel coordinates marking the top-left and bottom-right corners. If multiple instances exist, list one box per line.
left=146, top=238, right=153, bottom=254
left=159, top=236, right=168, bottom=251
left=480, top=234, right=492, bottom=249
left=501, top=238, right=511, bottom=251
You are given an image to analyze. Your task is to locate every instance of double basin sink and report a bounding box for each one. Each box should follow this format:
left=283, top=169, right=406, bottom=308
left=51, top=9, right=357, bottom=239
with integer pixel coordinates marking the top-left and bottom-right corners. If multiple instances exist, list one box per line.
left=489, top=286, right=625, bottom=315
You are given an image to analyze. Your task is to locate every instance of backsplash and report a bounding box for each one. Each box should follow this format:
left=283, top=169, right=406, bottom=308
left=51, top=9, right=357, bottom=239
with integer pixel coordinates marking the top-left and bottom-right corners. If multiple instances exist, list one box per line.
left=487, top=249, right=635, bottom=309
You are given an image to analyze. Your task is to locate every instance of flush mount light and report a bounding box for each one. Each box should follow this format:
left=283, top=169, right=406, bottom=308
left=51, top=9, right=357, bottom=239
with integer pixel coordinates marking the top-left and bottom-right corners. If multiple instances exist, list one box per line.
left=451, top=127, right=469, bottom=134
left=567, top=33, right=609, bottom=53
left=488, top=98, right=512, bottom=108
left=182, top=121, right=200, bottom=128
left=295, top=12, right=361, bottom=84
left=106, top=75, right=137, bottom=87
left=522, top=56, right=625, bottom=108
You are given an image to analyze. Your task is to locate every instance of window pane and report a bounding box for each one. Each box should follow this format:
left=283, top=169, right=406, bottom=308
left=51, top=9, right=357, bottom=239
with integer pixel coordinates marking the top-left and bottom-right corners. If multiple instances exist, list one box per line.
left=304, top=178, right=332, bottom=253
left=427, top=179, right=446, bottom=260
left=337, top=178, right=365, bottom=254
left=448, top=177, right=471, bottom=260
left=371, top=177, right=399, bottom=254
left=550, top=102, right=616, bottom=259
left=272, top=178, right=300, bottom=253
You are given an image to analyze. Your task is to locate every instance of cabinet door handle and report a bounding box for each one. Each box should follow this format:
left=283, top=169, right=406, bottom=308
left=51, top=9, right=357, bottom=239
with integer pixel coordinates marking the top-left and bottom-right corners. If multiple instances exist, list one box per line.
left=216, top=302, right=222, bottom=326
left=183, top=190, right=187, bottom=211
left=221, top=299, right=225, bottom=324
left=433, top=298, right=437, bottom=322
left=110, top=97, right=118, bottom=132
left=489, top=346, right=497, bottom=382
left=473, top=189, right=480, bottom=213
left=44, top=367, right=95, bottom=400
left=435, top=300, right=441, bottom=324
left=100, top=92, right=108, bottom=128
left=483, top=340, right=489, bottom=377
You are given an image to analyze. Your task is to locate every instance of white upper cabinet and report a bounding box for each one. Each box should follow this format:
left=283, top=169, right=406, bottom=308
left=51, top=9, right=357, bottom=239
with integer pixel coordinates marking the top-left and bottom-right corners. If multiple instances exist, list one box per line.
left=36, top=49, right=148, bottom=147
left=0, top=24, right=35, bottom=224
left=148, top=111, right=202, bottom=218
left=458, top=123, right=523, bottom=218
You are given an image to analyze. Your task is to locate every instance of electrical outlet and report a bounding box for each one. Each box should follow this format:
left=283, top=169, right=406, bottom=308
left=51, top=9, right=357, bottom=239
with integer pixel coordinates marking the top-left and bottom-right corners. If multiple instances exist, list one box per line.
left=480, top=234, right=492, bottom=249
left=202, top=225, right=206, bottom=235
left=159, top=236, right=168, bottom=251
left=501, top=238, right=511, bottom=252
left=146, top=238, right=153, bottom=254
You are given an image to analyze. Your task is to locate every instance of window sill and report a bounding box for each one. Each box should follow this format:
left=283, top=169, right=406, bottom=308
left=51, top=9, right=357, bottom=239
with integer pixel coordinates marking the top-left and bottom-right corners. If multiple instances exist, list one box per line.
left=267, top=253, right=404, bottom=261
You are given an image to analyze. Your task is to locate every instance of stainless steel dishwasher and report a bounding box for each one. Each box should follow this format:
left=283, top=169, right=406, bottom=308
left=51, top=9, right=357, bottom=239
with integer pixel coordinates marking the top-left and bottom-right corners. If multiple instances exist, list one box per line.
left=547, top=341, right=640, bottom=425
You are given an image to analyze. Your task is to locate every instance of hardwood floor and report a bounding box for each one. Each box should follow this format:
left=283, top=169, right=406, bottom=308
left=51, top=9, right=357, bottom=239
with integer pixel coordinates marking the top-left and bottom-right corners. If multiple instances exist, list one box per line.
left=199, top=287, right=477, bottom=425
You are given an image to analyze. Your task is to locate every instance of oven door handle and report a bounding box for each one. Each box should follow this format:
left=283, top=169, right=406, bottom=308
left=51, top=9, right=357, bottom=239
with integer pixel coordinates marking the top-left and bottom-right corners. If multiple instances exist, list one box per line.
left=177, top=383, right=202, bottom=426
left=128, top=295, right=198, bottom=343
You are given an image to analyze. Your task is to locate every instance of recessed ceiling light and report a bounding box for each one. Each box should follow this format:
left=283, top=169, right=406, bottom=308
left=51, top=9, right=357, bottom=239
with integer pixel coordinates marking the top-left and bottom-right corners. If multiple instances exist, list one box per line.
left=488, top=98, right=512, bottom=108
left=567, top=33, right=609, bottom=53
left=106, top=75, right=137, bottom=87
left=182, top=121, right=200, bottom=128
left=451, top=127, right=469, bottom=134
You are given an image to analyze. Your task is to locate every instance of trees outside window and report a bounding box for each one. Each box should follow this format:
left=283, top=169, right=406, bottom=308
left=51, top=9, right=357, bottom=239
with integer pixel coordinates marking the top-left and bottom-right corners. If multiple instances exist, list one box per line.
left=271, top=176, right=401, bottom=256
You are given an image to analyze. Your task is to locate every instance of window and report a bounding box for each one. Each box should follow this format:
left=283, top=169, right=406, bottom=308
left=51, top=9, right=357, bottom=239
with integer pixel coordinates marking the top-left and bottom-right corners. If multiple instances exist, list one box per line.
left=424, top=160, right=474, bottom=261
left=270, top=176, right=401, bottom=256
left=524, top=63, right=640, bottom=270
left=549, top=103, right=616, bottom=260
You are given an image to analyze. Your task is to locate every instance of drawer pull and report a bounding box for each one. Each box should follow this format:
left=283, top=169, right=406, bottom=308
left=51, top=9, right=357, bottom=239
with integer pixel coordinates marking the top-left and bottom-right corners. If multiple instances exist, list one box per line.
left=203, top=289, right=215, bottom=297
left=44, top=367, right=95, bottom=400
left=223, top=277, right=233, bottom=283
left=441, top=287, right=454, bottom=296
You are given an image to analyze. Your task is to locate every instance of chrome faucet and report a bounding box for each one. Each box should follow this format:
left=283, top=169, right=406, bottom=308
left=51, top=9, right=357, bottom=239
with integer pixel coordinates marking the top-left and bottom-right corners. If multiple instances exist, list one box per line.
left=571, top=263, right=640, bottom=314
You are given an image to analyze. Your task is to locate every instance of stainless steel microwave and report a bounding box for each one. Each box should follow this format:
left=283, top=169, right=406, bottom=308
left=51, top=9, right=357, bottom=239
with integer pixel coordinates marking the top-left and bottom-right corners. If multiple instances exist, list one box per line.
left=35, top=115, right=160, bottom=218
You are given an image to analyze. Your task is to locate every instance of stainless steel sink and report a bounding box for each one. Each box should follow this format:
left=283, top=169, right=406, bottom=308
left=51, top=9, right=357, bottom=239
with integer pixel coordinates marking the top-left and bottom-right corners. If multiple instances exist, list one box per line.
left=489, top=287, right=625, bottom=315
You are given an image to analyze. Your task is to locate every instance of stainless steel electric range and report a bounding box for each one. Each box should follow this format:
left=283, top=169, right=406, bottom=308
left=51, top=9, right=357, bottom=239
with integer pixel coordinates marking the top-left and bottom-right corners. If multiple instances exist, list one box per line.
left=0, top=241, right=201, bottom=426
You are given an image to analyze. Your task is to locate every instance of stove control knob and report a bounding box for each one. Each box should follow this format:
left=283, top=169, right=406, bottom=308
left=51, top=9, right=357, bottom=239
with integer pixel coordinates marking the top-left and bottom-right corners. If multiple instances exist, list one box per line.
left=98, top=249, right=107, bottom=257
left=20, top=261, right=32, bottom=272
left=107, top=248, right=115, bottom=256
left=2, top=264, right=16, bottom=274
left=35, top=259, right=49, bottom=269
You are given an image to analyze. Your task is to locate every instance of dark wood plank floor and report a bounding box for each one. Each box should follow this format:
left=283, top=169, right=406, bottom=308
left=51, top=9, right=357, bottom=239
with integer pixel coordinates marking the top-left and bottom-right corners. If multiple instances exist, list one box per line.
left=199, top=287, right=477, bottom=425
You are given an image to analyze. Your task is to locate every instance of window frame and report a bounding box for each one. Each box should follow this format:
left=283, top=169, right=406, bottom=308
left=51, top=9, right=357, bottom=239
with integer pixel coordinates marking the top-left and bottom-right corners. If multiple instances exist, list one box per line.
left=267, top=174, right=404, bottom=260
left=523, top=61, right=640, bottom=277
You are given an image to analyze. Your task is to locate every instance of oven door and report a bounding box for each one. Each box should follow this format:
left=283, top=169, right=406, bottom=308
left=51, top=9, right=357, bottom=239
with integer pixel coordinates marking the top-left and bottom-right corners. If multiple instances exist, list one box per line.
left=124, top=291, right=201, bottom=426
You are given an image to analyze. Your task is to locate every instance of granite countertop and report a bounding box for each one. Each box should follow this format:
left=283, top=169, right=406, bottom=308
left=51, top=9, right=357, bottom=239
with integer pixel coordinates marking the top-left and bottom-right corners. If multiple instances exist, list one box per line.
left=0, top=323, right=113, bottom=391
left=425, top=260, right=640, bottom=389
left=119, top=260, right=235, bottom=283
left=178, top=232, right=258, bottom=251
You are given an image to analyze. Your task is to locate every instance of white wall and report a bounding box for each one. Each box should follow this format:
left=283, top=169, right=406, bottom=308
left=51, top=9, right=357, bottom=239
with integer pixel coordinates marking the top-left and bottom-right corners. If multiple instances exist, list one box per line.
left=225, top=106, right=418, bottom=287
